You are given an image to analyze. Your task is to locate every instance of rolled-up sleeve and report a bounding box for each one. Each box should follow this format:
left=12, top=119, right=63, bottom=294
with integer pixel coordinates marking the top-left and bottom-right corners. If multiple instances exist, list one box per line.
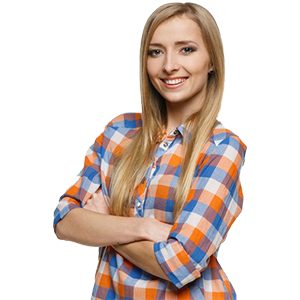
left=153, top=135, right=247, bottom=289
left=53, top=128, right=107, bottom=228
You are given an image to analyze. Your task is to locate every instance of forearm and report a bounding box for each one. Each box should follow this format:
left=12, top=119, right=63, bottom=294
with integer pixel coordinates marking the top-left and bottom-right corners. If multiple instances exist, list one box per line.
left=55, top=208, right=147, bottom=247
left=112, top=241, right=172, bottom=283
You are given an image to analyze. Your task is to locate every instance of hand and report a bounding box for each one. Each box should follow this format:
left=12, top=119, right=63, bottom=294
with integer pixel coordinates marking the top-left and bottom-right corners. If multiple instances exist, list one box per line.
left=143, top=218, right=173, bottom=243
left=83, top=186, right=111, bottom=215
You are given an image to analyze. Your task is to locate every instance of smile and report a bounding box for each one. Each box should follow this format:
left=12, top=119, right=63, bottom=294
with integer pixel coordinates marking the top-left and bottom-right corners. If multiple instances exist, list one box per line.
left=160, top=77, right=188, bottom=89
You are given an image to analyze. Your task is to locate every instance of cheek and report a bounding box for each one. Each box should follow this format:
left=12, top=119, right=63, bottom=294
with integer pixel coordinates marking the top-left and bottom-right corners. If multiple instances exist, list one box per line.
left=146, top=59, right=154, bottom=77
left=183, top=53, right=210, bottom=77
left=146, top=60, right=159, bottom=89
left=186, top=61, right=209, bottom=77
left=147, top=59, right=161, bottom=78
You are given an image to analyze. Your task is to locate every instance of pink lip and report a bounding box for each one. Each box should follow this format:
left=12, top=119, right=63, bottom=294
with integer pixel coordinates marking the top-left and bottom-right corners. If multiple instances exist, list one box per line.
left=160, top=78, right=188, bottom=89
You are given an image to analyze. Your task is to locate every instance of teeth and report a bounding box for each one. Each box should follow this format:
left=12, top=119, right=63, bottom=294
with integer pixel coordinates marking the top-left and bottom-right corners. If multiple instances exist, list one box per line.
left=164, top=78, right=187, bottom=85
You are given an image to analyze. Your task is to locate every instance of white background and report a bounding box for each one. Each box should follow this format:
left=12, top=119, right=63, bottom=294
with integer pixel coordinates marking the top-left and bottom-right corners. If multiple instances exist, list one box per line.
left=1, top=0, right=299, bottom=299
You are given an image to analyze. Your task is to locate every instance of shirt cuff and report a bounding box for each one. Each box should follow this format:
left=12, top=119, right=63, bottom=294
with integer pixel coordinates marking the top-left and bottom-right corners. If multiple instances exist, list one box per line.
left=53, top=196, right=82, bottom=227
left=153, top=239, right=201, bottom=289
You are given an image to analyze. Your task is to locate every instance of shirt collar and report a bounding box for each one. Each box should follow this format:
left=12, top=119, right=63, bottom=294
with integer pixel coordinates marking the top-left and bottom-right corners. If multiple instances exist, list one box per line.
left=177, top=123, right=191, bottom=140
left=179, top=120, right=223, bottom=144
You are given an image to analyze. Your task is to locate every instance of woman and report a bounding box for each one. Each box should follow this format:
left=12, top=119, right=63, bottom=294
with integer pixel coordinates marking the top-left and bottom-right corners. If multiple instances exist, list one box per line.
left=54, top=2, right=247, bottom=299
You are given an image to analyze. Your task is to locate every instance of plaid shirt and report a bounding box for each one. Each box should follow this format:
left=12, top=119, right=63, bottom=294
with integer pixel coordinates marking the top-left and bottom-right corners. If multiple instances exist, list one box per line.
left=54, top=112, right=247, bottom=300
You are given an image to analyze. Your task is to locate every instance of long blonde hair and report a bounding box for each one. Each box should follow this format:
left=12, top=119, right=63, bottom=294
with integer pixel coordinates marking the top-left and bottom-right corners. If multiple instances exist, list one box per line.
left=109, top=2, right=225, bottom=221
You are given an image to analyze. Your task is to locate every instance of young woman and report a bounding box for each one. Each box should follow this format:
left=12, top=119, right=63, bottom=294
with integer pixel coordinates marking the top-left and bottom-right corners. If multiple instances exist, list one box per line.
left=54, top=3, right=247, bottom=299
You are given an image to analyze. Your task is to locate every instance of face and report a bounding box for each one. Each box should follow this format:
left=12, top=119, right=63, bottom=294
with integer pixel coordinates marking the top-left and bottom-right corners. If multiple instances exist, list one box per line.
left=147, top=15, right=213, bottom=108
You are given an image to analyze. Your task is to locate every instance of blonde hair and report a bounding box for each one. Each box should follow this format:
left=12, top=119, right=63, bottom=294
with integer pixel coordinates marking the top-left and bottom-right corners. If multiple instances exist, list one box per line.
left=109, top=2, right=225, bottom=221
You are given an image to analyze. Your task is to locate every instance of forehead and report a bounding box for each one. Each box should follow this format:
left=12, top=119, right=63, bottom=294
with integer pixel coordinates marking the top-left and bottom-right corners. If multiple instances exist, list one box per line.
left=150, top=16, right=202, bottom=43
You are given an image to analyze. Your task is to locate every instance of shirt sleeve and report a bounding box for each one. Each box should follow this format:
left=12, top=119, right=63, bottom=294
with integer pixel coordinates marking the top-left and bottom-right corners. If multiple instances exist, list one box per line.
left=153, top=135, right=247, bottom=289
left=53, top=126, right=107, bottom=228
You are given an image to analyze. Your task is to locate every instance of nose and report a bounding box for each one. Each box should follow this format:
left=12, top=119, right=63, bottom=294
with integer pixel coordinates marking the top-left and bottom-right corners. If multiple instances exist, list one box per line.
left=162, top=52, right=179, bottom=74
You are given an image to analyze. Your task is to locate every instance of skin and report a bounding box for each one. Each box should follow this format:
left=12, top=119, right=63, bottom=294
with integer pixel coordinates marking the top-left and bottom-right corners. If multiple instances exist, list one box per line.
left=85, top=190, right=172, bottom=245
left=147, top=15, right=213, bottom=134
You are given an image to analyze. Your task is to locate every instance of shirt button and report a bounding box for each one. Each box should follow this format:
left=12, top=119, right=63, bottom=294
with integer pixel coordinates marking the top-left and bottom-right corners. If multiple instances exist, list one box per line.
left=173, top=129, right=179, bottom=135
left=137, top=202, right=141, bottom=208
left=163, top=142, right=168, bottom=147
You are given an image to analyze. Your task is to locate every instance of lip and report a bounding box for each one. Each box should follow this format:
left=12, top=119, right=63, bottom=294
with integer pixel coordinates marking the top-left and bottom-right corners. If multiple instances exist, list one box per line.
left=160, top=77, right=188, bottom=89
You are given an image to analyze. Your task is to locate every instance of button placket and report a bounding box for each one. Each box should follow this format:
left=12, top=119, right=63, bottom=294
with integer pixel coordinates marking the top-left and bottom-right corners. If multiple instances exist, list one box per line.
left=135, top=197, right=143, bottom=217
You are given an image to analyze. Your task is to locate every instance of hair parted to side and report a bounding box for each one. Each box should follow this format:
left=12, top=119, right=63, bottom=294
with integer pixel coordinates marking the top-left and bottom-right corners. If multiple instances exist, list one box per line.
left=109, top=2, right=225, bottom=221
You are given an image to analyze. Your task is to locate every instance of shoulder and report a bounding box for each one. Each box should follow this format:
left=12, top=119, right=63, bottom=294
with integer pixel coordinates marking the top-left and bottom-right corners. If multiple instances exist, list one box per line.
left=93, top=112, right=142, bottom=151
left=209, top=121, right=247, bottom=160
left=105, top=112, right=142, bottom=129
left=94, top=112, right=142, bottom=154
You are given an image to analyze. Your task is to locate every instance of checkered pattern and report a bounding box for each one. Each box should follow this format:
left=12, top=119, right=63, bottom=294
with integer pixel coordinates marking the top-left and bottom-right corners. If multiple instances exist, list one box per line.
left=54, top=112, right=247, bottom=300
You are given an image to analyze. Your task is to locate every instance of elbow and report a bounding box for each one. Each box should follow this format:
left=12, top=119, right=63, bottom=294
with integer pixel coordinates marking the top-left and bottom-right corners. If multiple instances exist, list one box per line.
left=174, top=258, right=211, bottom=288
left=54, top=219, right=68, bottom=240
left=153, top=240, right=202, bottom=289
left=174, top=269, right=201, bottom=289
left=53, top=222, right=64, bottom=240
left=173, top=255, right=213, bottom=289
left=53, top=206, right=80, bottom=241
left=163, top=271, right=201, bottom=289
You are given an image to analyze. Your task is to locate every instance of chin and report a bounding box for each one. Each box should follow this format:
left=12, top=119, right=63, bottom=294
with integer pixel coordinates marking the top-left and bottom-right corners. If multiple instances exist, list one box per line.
left=164, top=95, right=188, bottom=103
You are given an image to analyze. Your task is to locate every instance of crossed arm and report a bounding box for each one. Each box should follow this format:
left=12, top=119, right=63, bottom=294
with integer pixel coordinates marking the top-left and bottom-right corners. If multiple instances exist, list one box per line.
left=55, top=188, right=172, bottom=282
left=112, top=241, right=170, bottom=281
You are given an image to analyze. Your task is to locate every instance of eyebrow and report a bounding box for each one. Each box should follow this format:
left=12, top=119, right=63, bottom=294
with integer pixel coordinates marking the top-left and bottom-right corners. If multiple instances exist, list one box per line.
left=149, top=40, right=199, bottom=47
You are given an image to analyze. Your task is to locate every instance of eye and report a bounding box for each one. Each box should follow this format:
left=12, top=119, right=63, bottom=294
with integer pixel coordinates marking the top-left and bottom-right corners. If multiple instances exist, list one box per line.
left=148, top=49, right=162, bottom=56
left=181, top=47, right=195, bottom=54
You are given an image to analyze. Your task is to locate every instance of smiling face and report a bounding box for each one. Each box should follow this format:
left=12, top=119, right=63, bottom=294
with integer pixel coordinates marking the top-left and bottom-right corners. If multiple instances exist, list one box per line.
left=147, top=15, right=213, bottom=110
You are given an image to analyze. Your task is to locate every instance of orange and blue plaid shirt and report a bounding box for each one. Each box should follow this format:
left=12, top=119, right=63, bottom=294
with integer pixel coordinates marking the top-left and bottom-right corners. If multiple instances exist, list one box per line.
left=54, top=112, right=247, bottom=300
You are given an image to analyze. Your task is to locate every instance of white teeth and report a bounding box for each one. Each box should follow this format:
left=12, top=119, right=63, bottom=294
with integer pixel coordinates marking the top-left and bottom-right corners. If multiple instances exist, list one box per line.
left=164, top=78, right=187, bottom=85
